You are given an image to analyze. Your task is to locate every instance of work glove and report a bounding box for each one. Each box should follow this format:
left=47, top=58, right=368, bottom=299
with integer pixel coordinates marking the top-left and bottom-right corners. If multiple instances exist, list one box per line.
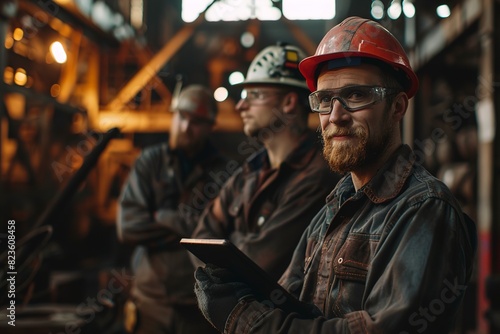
left=194, top=264, right=255, bottom=331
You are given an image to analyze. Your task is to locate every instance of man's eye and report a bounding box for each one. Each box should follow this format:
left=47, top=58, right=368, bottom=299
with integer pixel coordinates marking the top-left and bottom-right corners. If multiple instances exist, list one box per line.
left=248, top=92, right=260, bottom=99
left=318, top=93, right=332, bottom=104
left=343, top=88, right=370, bottom=101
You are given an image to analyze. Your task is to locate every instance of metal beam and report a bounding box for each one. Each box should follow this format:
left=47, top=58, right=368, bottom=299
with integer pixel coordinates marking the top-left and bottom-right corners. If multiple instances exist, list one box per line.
left=104, top=1, right=217, bottom=111
left=97, top=103, right=243, bottom=133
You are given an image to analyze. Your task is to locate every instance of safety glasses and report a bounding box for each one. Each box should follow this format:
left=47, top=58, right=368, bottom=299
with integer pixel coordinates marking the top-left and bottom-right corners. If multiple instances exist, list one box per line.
left=240, top=89, right=287, bottom=105
left=309, top=85, right=398, bottom=114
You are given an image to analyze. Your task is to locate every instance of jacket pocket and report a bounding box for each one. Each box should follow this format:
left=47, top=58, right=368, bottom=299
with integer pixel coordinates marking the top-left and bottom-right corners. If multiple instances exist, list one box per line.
left=331, top=233, right=374, bottom=316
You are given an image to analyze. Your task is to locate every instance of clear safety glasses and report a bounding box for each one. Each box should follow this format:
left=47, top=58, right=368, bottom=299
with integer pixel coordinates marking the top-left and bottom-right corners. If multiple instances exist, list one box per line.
left=308, top=85, right=398, bottom=114
left=240, top=89, right=287, bottom=105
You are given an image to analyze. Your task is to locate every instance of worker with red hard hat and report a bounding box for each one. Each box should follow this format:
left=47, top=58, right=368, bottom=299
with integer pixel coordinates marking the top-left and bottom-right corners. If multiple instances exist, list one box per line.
left=194, top=16, right=476, bottom=333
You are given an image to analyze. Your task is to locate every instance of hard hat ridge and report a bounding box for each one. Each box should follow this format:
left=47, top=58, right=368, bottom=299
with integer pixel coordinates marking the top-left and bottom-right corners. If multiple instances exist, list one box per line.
left=235, top=42, right=309, bottom=90
left=299, top=16, right=419, bottom=98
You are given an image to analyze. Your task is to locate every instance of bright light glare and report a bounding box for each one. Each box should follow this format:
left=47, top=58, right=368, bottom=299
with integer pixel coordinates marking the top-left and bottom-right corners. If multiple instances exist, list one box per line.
left=229, top=71, right=245, bottom=85
left=283, top=0, right=335, bottom=20
left=184, top=0, right=323, bottom=22
left=214, top=87, right=229, bottom=102
left=50, top=41, right=67, bottom=64
left=91, top=1, right=114, bottom=30
left=130, top=0, right=143, bottom=28
left=436, top=4, right=451, bottom=18
left=402, top=0, right=415, bottom=18
left=387, top=0, right=402, bottom=20
left=371, top=0, right=384, bottom=19
left=182, top=0, right=207, bottom=22
left=13, top=28, right=23, bottom=41
left=254, top=3, right=281, bottom=21
left=14, top=68, right=27, bottom=86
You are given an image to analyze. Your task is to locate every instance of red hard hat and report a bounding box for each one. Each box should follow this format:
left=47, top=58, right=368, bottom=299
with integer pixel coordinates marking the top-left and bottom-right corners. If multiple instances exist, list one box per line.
left=299, top=17, right=419, bottom=98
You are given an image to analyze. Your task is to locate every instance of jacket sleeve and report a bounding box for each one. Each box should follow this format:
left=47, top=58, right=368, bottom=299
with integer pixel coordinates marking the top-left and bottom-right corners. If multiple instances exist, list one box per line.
left=116, top=150, right=186, bottom=248
left=192, top=168, right=243, bottom=239
left=223, top=198, right=476, bottom=333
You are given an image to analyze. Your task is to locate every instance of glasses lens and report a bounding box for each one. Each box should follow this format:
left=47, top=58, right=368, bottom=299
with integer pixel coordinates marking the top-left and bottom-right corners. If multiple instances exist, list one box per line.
left=242, top=89, right=285, bottom=104
left=309, top=86, right=385, bottom=113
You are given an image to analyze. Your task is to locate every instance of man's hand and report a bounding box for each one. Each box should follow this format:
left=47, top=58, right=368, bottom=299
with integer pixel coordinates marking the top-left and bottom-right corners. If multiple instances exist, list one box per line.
left=194, top=264, right=254, bottom=331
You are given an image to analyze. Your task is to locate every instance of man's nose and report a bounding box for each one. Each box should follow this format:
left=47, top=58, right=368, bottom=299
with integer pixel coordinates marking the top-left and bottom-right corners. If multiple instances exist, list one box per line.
left=328, top=99, right=351, bottom=124
left=180, top=118, right=191, bottom=132
left=235, top=98, right=248, bottom=112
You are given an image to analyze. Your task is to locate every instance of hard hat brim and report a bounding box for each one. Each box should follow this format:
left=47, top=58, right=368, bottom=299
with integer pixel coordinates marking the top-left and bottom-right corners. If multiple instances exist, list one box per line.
left=299, top=52, right=419, bottom=99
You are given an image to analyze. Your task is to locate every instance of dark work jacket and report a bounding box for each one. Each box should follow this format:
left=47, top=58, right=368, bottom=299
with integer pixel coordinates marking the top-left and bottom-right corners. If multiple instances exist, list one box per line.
left=224, top=144, right=477, bottom=333
left=117, top=141, right=229, bottom=306
left=192, top=130, right=341, bottom=281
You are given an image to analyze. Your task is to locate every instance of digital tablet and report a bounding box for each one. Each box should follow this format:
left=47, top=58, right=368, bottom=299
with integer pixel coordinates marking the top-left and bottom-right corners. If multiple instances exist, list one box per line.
left=180, top=238, right=316, bottom=316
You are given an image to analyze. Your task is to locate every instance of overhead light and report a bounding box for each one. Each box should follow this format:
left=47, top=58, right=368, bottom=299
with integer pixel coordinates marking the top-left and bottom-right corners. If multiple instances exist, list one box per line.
left=371, top=0, right=384, bottom=20
left=387, top=0, right=402, bottom=20
left=130, top=0, right=143, bottom=29
left=13, top=28, right=23, bottom=41
left=14, top=68, right=28, bottom=86
left=214, top=87, right=229, bottom=102
left=436, top=4, right=451, bottom=18
left=402, top=0, right=415, bottom=18
left=283, top=0, right=335, bottom=20
left=50, top=41, right=67, bottom=64
left=228, top=71, right=244, bottom=85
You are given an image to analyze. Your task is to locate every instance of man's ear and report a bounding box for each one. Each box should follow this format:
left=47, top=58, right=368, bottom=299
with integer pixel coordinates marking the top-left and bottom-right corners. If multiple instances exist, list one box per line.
left=392, top=92, right=409, bottom=122
left=282, top=91, right=298, bottom=114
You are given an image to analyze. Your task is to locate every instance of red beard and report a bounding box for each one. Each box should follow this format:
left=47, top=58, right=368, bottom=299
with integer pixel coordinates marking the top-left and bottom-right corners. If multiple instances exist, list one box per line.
left=322, top=126, right=368, bottom=174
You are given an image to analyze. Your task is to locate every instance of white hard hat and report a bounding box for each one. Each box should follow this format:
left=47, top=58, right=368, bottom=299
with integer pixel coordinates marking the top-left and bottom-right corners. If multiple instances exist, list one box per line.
left=235, top=42, right=309, bottom=90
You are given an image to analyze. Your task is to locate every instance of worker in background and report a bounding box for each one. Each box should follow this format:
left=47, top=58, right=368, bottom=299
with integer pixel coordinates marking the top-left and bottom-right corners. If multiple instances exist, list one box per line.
left=117, top=84, right=227, bottom=334
left=193, top=17, right=477, bottom=333
left=190, top=43, right=341, bottom=282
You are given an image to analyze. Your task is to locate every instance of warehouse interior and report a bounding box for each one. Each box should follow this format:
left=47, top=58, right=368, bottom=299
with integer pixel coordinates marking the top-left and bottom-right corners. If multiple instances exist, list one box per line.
left=0, top=0, right=498, bottom=333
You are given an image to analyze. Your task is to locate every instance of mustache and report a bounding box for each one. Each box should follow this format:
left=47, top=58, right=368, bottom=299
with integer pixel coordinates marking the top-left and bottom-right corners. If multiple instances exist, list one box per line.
left=322, top=127, right=361, bottom=138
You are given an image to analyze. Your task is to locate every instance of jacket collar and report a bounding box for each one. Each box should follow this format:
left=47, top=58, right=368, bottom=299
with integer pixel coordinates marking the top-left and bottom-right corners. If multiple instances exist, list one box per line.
left=328, top=145, right=415, bottom=204
left=244, top=130, right=320, bottom=173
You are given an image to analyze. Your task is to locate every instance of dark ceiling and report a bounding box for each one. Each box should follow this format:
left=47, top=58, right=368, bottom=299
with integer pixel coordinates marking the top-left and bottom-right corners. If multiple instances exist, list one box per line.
left=139, top=0, right=460, bottom=97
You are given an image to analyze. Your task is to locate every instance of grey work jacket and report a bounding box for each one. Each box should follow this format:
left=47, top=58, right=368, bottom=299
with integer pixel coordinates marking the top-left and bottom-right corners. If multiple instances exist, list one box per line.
left=224, top=144, right=477, bottom=333
left=117, top=141, right=228, bottom=306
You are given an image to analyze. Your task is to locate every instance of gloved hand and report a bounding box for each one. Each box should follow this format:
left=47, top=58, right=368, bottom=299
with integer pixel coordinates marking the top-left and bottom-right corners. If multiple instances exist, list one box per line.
left=194, top=264, right=255, bottom=331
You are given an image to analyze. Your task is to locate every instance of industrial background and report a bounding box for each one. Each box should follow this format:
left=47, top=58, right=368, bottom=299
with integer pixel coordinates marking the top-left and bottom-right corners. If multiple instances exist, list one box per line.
left=0, top=0, right=498, bottom=333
